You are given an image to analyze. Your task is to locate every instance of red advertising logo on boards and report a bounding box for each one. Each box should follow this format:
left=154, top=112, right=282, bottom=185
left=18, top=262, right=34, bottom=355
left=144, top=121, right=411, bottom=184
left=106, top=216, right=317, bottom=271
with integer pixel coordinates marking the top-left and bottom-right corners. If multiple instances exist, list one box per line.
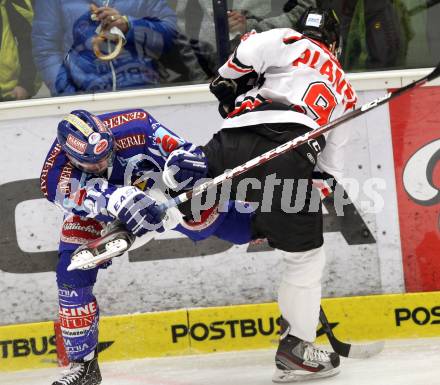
left=389, top=86, right=440, bottom=292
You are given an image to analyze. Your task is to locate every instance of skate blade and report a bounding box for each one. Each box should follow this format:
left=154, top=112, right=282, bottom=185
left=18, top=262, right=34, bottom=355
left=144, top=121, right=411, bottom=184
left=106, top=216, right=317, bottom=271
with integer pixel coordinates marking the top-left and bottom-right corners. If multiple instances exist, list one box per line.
left=272, top=367, right=340, bottom=383
left=67, top=239, right=129, bottom=271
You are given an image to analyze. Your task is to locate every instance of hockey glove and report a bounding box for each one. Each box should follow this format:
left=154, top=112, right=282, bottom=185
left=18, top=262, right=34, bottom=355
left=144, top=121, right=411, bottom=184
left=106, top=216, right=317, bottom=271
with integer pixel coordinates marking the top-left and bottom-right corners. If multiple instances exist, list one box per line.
left=162, top=149, right=208, bottom=190
left=210, top=75, right=238, bottom=118
left=107, top=186, right=164, bottom=236
left=210, top=72, right=262, bottom=118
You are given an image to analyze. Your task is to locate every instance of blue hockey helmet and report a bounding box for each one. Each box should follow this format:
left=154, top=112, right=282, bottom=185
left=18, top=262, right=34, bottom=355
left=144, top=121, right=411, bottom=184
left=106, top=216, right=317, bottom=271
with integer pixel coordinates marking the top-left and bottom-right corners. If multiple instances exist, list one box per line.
left=57, top=110, right=115, bottom=174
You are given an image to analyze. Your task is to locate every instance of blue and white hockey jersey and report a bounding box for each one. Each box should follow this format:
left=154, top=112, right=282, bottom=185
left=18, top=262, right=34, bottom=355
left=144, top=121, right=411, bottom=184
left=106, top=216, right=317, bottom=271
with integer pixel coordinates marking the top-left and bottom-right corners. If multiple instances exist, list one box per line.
left=40, top=108, right=253, bottom=250
left=40, top=108, right=253, bottom=362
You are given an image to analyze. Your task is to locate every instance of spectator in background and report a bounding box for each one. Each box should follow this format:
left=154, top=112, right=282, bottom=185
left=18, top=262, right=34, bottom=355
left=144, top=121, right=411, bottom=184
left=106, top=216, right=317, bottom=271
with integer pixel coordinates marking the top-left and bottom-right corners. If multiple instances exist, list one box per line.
left=322, top=0, right=411, bottom=70
left=173, top=0, right=219, bottom=78
left=228, top=0, right=316, bottom=38
left=32, top=1, right=186, bottom=96
left=426, top=0, right=440, bottom=63
left=0, top=0, right=39, bottom=101
left=174, top=0, right=317, bottom=78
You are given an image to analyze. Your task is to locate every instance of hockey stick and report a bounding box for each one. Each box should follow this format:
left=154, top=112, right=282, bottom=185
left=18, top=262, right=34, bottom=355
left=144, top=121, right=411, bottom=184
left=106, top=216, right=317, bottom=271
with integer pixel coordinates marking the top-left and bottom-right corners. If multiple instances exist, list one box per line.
left=319, top=306, right=384, bottom=359
left=158, top=63, right=440, bottom=213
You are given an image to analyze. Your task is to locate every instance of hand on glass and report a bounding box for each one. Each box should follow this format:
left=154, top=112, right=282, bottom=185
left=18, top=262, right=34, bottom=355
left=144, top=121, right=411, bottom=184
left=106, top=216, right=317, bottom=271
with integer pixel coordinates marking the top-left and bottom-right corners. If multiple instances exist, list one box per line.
left=90, top=4, right=129, bottom=33
left=11, top=86, right=30, bottom=100
left=228, top=10, right=247, bottom=35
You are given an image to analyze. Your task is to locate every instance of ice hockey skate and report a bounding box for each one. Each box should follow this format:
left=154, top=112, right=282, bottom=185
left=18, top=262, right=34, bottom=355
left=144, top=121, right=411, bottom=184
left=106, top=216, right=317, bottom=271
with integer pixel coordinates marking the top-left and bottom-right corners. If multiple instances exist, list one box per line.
left=272, top=319, right=340, bottom=383
left=67, top=223, right=135, bottom=271
left=52, top=354, right=101, bottom=385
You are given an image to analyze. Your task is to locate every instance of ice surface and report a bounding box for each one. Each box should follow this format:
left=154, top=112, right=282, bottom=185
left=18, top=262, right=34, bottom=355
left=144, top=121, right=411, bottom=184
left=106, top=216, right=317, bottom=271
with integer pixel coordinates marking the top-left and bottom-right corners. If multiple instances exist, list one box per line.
left=3, top=338, right=440, bottom=385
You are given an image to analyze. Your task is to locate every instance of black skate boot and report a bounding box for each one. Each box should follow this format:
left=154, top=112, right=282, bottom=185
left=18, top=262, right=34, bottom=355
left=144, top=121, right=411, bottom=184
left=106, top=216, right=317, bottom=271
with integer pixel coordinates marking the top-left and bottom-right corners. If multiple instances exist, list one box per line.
left=273, top=318, right=340, bottom=383
left=52, top=353, right=102, bottom=385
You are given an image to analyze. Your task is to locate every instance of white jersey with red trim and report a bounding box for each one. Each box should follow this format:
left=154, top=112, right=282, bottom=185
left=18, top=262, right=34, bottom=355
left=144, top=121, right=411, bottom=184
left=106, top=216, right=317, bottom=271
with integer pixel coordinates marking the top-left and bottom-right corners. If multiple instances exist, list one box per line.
left=218, top=28, right=358, bottom=180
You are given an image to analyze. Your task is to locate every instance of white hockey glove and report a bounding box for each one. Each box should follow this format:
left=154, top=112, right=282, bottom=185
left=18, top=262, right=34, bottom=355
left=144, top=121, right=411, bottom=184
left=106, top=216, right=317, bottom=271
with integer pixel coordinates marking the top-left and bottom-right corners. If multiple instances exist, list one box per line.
left=68, top=189, right=183, bottom=271
left=162, top=149, right=208, bottom=190
left=107, top=186, right=164, bottom=236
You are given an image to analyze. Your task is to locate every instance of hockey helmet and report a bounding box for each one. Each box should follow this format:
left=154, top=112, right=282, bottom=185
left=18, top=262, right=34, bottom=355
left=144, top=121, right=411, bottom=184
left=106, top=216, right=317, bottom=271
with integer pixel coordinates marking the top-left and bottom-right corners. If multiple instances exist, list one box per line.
left=57, top=110, right=115, bottom=174
left=297, top=8, right=342, bottom=57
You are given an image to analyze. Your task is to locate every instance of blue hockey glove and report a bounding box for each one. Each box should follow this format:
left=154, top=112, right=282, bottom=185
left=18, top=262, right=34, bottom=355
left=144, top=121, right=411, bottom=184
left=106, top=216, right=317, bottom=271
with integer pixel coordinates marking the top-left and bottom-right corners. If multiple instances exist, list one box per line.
left=162, top=149, right=208, bottom=190
left=107, top=186, right=164, bottom=236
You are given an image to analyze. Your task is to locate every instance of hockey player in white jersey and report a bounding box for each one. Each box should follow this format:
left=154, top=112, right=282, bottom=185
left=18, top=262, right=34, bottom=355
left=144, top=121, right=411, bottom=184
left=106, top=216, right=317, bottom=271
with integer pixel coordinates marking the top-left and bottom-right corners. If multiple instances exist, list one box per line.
left=180, top=7, right=357, bottom=382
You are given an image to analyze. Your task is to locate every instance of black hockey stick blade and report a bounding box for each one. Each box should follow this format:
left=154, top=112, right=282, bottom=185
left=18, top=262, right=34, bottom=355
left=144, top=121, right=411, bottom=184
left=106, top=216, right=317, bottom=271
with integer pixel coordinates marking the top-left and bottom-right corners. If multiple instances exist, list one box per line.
left=427, top=62, right=440, bottom=82
left=319, top=306, right=385, bottom=359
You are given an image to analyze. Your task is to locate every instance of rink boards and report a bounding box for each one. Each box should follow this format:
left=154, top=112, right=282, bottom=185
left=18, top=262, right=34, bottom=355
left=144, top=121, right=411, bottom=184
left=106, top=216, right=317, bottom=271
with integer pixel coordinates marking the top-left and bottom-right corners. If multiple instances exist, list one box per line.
left=1, top=290, right=439, bottom=372
left=1, top=85, right=440, bottom=328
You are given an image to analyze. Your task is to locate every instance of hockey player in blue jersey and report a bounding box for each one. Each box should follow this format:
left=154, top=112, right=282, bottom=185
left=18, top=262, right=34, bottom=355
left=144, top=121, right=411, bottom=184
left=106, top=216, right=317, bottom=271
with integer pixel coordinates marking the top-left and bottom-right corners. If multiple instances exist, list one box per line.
left=41, top=108, right=253, bottom=385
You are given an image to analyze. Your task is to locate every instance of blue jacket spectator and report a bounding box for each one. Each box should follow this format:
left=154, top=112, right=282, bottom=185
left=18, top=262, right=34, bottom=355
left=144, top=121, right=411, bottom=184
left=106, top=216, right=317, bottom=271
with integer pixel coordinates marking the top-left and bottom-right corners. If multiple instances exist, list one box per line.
left=32, top=0, right=177, bottom=96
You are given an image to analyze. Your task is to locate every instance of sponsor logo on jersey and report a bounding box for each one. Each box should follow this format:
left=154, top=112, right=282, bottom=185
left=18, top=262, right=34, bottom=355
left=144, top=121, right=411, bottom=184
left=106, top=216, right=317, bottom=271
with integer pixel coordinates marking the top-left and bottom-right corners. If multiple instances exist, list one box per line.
left=102, top=111, right=148, bottom=129
left=94, top=139, right=109, bottom=155
left=40, top=143, right=62, bottom=197
left=57, top=162, right=75, bottom=195
left=66, top=134, right=87, bottom=155
left=64, top=342, right=90, bottom=355
left=61, top=216, right=103, bottom=244
left=61, top=329, right=89, bottom=338
left=116, top=134, right=146, bottom=150
left=59, top=288, right=79, bottom=298
left=59, top=300, right=98, bottom=330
